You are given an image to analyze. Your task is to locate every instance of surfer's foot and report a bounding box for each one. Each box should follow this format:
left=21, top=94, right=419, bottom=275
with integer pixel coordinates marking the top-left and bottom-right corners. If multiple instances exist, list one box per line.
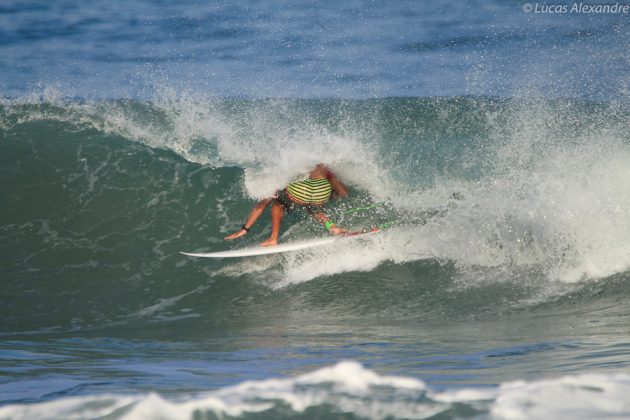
left=260, top=237, right=278, bottom=247
left=224, top=229, right=247, bottom=240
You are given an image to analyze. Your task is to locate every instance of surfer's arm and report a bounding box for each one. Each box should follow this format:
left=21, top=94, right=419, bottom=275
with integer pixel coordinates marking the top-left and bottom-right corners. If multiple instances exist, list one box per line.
left=311, top=212, right=350, bottom=235
left=326, top=170, right=348, bottom=198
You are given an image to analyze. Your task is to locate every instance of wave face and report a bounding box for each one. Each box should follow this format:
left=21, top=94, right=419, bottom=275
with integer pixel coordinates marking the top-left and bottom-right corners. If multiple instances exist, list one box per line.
left=2, top=95, right=630, bottom=336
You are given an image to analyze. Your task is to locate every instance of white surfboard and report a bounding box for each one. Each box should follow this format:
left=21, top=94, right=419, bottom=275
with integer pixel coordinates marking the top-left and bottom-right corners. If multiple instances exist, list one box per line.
left=181, top=230, right=381, bottom=259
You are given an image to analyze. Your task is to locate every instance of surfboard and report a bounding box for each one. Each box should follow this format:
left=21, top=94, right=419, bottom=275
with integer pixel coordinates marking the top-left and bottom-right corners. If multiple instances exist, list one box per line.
left=181, top=237, right=337, bottom=258
left=181, top=228, right=384, bottom=259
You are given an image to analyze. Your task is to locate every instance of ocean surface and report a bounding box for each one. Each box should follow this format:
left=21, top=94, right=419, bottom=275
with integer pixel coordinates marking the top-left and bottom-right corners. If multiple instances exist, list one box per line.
left=2, top=1, right=630, bottom=419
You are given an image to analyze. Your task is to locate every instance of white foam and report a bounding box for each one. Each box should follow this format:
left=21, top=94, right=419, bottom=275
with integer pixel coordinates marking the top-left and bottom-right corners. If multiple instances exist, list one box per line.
left=490, top=373, right=630, bottom=419
left=0, top=394, right=137, bottom=420
left=2, top=362, right=630, bottom=420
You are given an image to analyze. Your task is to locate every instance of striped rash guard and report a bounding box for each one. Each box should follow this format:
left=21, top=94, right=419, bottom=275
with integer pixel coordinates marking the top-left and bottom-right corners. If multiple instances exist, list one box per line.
left=286, top=177, right=332, bottom=205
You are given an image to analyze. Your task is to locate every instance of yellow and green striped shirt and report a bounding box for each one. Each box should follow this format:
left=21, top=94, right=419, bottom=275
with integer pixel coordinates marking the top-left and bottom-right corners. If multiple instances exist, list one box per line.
left=286, top=177, right=332, bottom=205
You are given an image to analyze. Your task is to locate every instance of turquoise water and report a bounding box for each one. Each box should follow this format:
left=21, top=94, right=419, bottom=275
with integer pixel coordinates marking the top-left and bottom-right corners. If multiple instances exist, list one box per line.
left=2, top=1, right=630, bottom=419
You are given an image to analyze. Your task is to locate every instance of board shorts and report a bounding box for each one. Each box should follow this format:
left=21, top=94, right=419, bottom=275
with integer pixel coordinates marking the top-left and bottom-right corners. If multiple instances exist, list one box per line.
left=275, top=189, right=328, bottom=214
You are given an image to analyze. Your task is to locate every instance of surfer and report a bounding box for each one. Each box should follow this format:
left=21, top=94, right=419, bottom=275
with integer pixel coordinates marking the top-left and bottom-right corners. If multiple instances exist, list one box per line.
left=224, top=164, right=351, bottom=246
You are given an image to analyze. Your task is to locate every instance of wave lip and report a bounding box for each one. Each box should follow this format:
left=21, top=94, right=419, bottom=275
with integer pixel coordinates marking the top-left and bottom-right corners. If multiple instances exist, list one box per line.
left=1, top=361, right=630, bottom=419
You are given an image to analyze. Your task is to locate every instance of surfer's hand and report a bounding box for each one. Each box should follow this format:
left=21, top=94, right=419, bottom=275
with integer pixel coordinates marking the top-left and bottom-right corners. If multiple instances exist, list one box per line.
left=329, top=226, right=350, bottom=236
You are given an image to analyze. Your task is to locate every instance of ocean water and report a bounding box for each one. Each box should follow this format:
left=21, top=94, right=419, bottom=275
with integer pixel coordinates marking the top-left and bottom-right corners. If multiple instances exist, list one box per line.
left=1, top=1, right=630, bottom=419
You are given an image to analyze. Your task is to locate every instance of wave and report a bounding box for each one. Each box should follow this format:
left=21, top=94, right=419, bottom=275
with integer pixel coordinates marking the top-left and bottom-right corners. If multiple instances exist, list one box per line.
left=1, top=361, right=629, bottom=419
left=2, top=92, right=630, bottom=332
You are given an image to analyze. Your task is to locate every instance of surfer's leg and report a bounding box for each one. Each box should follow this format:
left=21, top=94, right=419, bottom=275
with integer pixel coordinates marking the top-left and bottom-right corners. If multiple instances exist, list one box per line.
left=310, top=211, right=351, bottom=235
left=261, top=199, right=284, bottom=247
left=224, top=198, right=273, bottom=240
